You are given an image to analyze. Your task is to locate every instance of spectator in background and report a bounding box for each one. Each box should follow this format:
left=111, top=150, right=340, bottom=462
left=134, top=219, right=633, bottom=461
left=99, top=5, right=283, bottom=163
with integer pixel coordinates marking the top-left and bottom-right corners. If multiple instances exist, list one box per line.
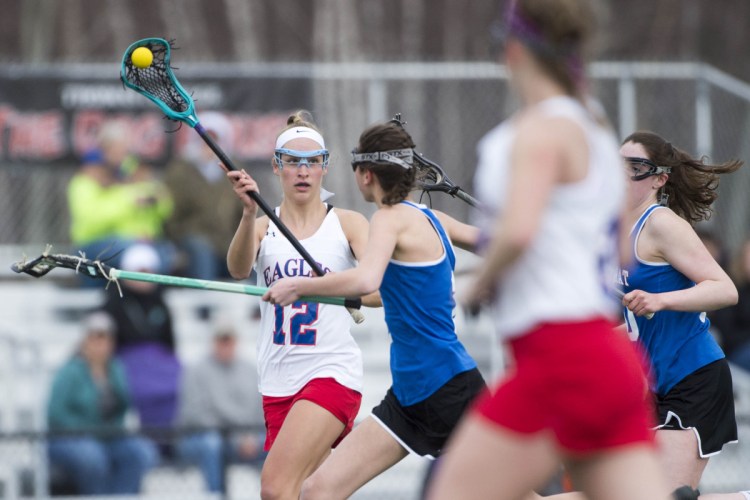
left=175, top=319, right=267, bottom=493
left=47, top=311, right=158, bottom=495
left=103, top=243, right=181, bottom=443
left=720, top=238, right=750, bottom=372
left=164, top=112, right=243, bottom=281
left=67, top=120, right=174, bottom=283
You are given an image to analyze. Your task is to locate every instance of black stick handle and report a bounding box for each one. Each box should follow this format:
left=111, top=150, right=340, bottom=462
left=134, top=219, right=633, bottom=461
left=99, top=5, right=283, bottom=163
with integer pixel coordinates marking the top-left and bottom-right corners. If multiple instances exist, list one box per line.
left=194, top=123, right=363, bottom=310
left=454, top=189, right=480, bottom=208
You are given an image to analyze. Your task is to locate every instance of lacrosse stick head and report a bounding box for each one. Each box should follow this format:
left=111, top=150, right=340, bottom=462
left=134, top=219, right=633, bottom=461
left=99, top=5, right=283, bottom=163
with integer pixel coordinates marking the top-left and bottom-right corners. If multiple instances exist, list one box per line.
left=381, top=113, right=478, bottom=206
left=121, top=38, right=198, bottom=127
left=11, top=253, right=113, bottom=280
left=11, top=254, right=58, bottom=278
left=382, top=113, right=446, bottom=189
left=414, top=154, right=446, bottom=188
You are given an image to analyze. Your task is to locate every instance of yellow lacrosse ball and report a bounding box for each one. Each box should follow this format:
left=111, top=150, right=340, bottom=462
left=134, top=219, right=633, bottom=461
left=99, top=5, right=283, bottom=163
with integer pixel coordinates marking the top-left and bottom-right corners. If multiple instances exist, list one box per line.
left=131, top=47, right=153, bottom=69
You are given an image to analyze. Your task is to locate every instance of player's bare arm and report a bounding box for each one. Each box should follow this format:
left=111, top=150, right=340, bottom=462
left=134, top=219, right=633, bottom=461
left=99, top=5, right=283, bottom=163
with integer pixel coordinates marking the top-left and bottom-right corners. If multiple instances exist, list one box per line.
left=336, top=208, right=383, bottom=307
left=226, top=170, right=264, bottom=279
left=633, top=208, right=738, bottom=313
left=433, top=210, right=480, bottom=252
left=264, top=208, right=398, bottom=306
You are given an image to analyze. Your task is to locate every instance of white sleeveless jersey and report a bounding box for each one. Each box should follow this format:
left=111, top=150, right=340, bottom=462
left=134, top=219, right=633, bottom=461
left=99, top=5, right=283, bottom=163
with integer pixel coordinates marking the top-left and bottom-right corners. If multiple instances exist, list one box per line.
left=474, top=96, right=624, bottom=339
left=254, top=206, right=363, bottom=396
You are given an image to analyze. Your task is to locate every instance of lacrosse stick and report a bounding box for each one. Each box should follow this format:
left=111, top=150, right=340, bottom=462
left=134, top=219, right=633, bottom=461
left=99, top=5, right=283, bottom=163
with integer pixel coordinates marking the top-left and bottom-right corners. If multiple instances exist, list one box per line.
left=389, top=114, right=480, bottom=208
left=120, top=38, right=364, bottom=322
left=11, top=250, right=359, bottom=309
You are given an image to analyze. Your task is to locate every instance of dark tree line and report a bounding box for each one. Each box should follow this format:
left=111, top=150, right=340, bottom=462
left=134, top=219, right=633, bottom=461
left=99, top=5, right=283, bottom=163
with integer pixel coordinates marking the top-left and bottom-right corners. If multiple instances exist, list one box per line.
left=2, top=0, right=748, bottom=82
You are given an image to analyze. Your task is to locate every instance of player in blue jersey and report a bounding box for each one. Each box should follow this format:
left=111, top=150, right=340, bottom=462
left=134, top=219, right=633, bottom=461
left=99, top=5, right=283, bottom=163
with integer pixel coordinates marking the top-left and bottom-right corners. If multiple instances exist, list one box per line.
left=620, top=131, right=748, bottom=499
left=262, top=120, right=487, bottom=499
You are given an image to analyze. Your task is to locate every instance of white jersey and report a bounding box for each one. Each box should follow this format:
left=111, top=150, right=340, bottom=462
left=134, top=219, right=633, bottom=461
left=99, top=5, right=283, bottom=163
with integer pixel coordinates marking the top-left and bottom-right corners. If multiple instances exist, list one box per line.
left=474, top=96, right=624, bottom=339
left=255, top=206, right=363, bottom=396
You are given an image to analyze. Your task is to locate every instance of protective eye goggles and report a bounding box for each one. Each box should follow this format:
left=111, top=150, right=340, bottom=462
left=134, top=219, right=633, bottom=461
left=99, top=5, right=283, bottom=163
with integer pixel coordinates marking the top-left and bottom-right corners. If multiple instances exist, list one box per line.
left=624, top=156, right=671, bottom=181
left=274, top=148, right=329, bottom=169
left=350, top=148, right=414, bottom=171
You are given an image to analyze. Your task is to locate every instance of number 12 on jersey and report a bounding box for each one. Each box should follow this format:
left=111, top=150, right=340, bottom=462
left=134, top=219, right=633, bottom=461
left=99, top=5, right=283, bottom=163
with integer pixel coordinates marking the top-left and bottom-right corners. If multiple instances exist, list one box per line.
left=273, top=302, right=319, bottom=346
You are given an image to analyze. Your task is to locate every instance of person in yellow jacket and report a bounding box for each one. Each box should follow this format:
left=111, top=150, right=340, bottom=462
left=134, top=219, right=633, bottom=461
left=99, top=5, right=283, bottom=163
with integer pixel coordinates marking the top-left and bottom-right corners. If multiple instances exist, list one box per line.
left=163, top=112, right=242, bottom=280
left=67, top=120, right=173, bottom=284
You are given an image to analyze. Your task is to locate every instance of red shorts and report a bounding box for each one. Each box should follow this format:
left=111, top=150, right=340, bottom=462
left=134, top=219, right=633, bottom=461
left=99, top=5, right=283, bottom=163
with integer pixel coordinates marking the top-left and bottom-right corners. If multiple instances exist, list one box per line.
left=475, top=319, right=656, bottom=453
left=261, top=377, right=362, bottom=452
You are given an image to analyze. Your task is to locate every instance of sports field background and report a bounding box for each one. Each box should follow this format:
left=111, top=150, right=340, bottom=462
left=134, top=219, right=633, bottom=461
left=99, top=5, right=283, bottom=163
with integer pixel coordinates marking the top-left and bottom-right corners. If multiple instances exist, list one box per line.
left=1, top=1, right=750, bottom=498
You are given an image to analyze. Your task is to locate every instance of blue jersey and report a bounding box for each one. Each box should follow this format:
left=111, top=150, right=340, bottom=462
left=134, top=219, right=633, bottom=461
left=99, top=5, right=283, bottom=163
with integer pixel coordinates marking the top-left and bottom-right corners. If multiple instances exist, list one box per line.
left=379, top=201, right=477, bottom=406
left=622, top=204, right=724, bottom=395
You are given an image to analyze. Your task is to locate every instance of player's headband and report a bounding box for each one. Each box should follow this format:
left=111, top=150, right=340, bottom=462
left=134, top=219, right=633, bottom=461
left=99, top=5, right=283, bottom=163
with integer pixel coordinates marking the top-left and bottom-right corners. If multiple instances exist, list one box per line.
left=275, top=127, right=326, bottom=150
left=350, top=148, right=414, bottom=170
left=489, top=0, right=584, bottom=86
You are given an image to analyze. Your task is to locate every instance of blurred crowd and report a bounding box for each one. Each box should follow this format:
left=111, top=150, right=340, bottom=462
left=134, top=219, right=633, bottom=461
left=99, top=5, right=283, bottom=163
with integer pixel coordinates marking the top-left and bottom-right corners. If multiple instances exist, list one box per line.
left=46, top=304, right=266, bottom=496
left=51, top=115, right=266, bottom=494
left=67, top=113, right=242, bottom=285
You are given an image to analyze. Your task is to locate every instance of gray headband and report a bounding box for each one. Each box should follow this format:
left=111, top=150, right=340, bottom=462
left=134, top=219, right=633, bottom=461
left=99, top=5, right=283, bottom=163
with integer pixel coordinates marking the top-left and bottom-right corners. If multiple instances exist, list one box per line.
left=351, top=148, right=414, bottom=170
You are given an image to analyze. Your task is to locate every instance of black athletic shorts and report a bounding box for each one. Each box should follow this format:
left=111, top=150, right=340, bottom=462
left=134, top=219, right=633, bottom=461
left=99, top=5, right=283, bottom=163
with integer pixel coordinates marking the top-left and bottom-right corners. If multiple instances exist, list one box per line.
left=371, top=368, right=487, bottom=459
left=654, top=358, right=738, bottom=457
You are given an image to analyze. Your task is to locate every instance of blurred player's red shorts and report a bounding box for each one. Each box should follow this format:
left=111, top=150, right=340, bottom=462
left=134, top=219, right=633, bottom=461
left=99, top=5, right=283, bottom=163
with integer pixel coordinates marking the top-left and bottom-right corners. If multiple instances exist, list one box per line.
left=475, top=318, right=656, bottom=453
left=262, top=377, right=362, bottom=452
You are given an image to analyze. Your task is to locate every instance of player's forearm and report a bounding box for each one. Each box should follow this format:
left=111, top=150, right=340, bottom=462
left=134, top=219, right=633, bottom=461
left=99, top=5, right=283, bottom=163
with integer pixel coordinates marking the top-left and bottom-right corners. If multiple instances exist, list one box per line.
left=227, top=214, right=257, bottom=279
left=360, top=290, right=383, bottom=308
left=454, top=225, right=481, bottom=253
left=298, top=268, right=380, bottom=298
left=434, top=210, right=481, bottom=253
left=659, top=279, right=738, bottom=312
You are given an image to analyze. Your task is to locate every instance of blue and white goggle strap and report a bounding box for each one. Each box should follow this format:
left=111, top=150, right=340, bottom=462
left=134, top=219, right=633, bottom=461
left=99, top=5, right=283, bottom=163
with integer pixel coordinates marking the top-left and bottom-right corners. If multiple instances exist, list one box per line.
left=350, top=148, right=414, bottom=170
left=274, top=148, right=330, bottom=169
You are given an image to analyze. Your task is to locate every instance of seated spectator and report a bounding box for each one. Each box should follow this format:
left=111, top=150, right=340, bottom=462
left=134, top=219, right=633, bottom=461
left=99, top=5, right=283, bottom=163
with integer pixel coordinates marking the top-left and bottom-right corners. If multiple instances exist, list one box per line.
left=47, top=311, right=158, bottom=495
left=164, top=112, right=242, bottom=280
left=67, top=120, right=174, bottom=284
left=176, top=319, right=266, bottom=493
left=103, top=243, right=182, bottom=440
